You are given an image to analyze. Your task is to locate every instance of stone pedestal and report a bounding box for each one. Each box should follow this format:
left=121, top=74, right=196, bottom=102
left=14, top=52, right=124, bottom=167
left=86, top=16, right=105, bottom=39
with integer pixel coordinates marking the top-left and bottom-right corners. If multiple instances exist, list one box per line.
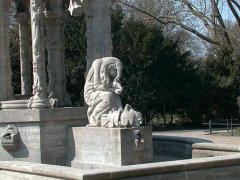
left=67, top=127, right=153, bottom=169
left=0, top=107, right=88, bottom=165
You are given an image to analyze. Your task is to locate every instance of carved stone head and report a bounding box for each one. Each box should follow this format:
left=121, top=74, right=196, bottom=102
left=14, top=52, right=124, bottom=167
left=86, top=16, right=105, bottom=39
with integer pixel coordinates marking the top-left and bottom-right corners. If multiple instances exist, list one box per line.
left=100, top=57, right=123, bottom=86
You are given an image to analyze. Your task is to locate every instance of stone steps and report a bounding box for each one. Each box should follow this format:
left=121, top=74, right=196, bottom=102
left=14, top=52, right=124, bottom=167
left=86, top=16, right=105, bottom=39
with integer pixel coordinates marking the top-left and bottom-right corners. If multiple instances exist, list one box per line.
left=0, top=100, right=29, bottom=109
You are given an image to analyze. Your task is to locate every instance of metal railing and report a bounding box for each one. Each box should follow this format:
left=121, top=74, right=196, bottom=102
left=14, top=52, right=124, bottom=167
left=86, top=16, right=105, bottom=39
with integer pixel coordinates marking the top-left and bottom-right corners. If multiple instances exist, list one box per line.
left=203, top=120, right=240, bottom=136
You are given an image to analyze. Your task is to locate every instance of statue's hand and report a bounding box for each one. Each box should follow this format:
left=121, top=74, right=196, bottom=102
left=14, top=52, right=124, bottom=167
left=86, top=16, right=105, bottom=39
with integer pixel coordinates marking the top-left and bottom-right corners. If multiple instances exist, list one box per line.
left=113, top=82, right=123, bottom=95
left=115, top=88, right=122, bottom=95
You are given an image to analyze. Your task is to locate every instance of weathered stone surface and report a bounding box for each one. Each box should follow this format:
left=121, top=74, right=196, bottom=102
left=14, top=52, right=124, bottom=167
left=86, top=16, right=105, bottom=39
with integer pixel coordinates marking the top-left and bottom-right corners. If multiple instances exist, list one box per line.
left=1, top=155, right=240, bottom=180
left=84, top=57, right=142, bottom=128
left=192, top=143, right=240, bottom=158
left=45, top=10, right=72, bottom=107
left=84, top=57, right=123, bottom=126
left=30, top=0, right=50, bottom=109
left=0, top=107, right=87, bottom=122
left=1, top=124, right=19, bottom=151
left=0, top=100, right=29, bottom=109
left=0, top=170, right=60, bottom=180
left=84, top=0, right=114, bottom=73
left=193, top=143, right=240, bottom=152
left=0, top=0, right=14, bottom=101
left=67, top=126, right=153, bottom=169
left=153, top=141, right=192, bottom=161
left=0, top=108, right=88, bottom=165
left=193, top=149, right=240, bottom=158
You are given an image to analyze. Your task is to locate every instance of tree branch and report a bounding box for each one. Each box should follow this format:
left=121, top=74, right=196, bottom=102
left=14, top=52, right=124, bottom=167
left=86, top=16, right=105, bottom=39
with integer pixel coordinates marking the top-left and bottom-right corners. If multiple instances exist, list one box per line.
left=228, top=0, right=240, bottom=28
left=117, top=0, right=240, bottom=47
left=230, top=0, right=240, bottom=11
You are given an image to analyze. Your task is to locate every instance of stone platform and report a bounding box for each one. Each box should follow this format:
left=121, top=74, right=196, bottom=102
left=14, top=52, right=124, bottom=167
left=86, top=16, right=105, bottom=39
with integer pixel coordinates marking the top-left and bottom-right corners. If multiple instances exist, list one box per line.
left=67, top=127, right=153, bottom=169
left=0, top=107, right=88, bottom=165
left=0, top=100, right=29, bottom=109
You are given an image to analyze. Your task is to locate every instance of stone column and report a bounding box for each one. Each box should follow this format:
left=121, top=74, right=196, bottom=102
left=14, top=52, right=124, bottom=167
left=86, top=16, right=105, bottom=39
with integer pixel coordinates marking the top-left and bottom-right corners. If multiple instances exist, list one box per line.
left=84, top=0, right=114, bottom=73
left=0, top=0, right=14, bottom=101
left=44, top=11, right=72, bottom=107
left=29, top=0, right=50, bottom=108
left=16, top=12, right=31, bottom=96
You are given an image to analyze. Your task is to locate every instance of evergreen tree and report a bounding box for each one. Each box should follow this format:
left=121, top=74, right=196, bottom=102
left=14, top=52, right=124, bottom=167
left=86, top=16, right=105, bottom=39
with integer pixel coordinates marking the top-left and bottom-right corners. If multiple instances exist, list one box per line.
left=112, top=15, right=194, bottom=125
left=64, top=13, right=87, bottom=106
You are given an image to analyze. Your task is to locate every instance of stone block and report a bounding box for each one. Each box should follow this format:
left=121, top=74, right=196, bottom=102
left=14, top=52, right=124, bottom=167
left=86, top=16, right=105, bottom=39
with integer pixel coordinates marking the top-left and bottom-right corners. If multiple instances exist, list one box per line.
left=67, top=126, right=153, bottom=169
left=0, top=107, right=88, bottom=165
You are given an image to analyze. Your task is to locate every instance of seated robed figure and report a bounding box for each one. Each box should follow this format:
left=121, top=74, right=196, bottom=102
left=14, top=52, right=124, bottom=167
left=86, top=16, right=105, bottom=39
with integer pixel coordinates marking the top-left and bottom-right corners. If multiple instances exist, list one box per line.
left=84, top=57, right=123, bottom=126
left=84, top=57, right=142, bottom=128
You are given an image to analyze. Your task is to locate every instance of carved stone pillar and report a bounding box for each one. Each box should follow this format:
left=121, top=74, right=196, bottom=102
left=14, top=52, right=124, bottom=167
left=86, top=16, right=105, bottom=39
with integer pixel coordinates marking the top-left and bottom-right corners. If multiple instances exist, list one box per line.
left=83, top=0, right=114, bottom=73
left=29, top=0, right=50, bottom=108
left=44, top=11, right=72, bottom=107
left=16, top=12, right=31, bottom=96
left=0, top=0, right=14, bottom=101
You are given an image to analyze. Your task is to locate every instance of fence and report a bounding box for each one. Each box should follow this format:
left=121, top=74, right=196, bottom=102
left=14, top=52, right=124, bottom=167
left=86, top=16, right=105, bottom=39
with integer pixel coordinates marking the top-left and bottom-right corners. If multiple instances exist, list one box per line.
left=202, top=120, right=240, bottom=136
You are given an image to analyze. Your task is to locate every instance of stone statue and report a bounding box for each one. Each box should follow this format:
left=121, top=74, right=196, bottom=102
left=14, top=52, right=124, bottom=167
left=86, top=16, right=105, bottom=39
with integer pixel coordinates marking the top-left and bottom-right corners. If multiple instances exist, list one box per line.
left=84, top=57, right=142, bottom=128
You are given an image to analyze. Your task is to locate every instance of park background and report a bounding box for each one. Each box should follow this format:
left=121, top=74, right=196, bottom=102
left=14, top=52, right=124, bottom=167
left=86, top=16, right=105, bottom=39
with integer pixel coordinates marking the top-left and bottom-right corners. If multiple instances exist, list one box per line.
left=8, top=0, right=240, bottom=129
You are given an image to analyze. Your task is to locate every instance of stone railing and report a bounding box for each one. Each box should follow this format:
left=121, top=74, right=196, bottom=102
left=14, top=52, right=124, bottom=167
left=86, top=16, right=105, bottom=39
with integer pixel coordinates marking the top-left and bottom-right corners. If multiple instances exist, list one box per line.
left=153, top=135, right=240, bottom=161
left=1, top=155, right=240, bottom=180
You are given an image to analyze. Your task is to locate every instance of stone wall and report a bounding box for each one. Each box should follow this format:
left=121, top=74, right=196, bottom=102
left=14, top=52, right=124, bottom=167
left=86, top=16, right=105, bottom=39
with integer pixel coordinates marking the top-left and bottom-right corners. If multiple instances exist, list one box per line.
left=0, top=108, right=88, bottom=165
left=153, top=135, right=240, bottom=161
left=152, top=135, right=212, bottom=162
left=153, top=140, right=192, bottom=162
left=68, top=127, right=153, bottom=169
left=192, top=143, right=240, bottom=158
left=1, top=155, right=240, bottom=180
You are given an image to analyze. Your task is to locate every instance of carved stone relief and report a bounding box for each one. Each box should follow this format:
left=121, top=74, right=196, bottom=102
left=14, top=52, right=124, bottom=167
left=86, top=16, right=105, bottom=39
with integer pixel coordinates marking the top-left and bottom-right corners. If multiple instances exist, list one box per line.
left=45, top=11, right=72, bottom=107
left=1, top=124, right=19, bottom=151
left=29, top=0, right=50, bottom=109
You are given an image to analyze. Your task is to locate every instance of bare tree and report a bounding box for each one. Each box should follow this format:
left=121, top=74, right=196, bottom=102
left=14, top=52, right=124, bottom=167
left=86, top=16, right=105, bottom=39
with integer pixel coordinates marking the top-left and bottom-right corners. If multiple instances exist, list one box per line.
left=117, top=0, right=240, bottom=51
